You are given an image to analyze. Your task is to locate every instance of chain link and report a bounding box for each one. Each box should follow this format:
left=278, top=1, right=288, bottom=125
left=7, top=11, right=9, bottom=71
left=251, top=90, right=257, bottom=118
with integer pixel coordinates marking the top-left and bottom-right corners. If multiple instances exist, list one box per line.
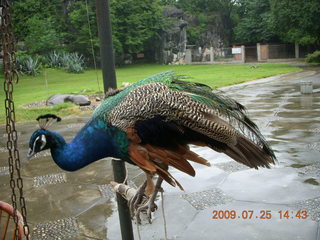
left=1, top=1, right=31, bottom=239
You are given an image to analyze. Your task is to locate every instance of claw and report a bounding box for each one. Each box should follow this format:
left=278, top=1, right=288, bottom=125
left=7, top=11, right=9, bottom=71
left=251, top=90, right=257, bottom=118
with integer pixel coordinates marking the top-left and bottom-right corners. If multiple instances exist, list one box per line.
left=135, top=198, right=158, bottom=224
left=133, top=177, right=164, bottom=224
left=128, top=180, right=147, bottom=217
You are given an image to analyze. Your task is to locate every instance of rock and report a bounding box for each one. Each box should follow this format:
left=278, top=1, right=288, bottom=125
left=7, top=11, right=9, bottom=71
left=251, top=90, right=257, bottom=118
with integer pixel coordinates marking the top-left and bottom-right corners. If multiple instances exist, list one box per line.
left=47, top=94, right=91, bottom=106
left=163, top=5, right=183, bottom=18
left=161, top=6, right=188, bottom=65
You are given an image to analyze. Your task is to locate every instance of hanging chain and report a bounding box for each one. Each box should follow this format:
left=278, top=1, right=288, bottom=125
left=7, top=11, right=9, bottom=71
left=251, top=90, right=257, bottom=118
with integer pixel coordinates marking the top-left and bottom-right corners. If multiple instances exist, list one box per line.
left=1, top=1, right=31, bottom=239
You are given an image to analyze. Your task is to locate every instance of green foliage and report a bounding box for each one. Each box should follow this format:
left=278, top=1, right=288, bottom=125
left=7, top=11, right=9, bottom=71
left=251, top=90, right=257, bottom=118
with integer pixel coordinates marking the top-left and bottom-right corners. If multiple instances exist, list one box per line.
left=12, top=0, right=164, bottom=64
left=269, top=0, right=320, bottom=45
left=10, top=0, right=319, bottom=61
left=64, top=53, right=85, bottom=73
left=60, top=53, right=71, bottom=68
left=110, top=0, right=164, bottom=55
left=17, top=57, right=41, bottom=76
left=65, top=1, right=99, bottom=61
left=306, top=50, right=320, bottom=63
left=47, top=51, right=85, bottom=73
left=24, top=15, right=60, bottom=55
left=16, top=53, right=42, bottom=76
left=12, top=0, right=97, bottom=61
left=234, top=0, right=276, bottom=43
left=12, top=0, right=63, bottom=41
left=47, top=51, right=63, bottom=68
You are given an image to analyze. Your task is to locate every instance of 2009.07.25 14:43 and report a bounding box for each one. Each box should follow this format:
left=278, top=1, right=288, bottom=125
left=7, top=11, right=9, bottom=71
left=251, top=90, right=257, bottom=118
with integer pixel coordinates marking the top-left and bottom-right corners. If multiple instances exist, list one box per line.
left=211, top=210, right=308, bottom=220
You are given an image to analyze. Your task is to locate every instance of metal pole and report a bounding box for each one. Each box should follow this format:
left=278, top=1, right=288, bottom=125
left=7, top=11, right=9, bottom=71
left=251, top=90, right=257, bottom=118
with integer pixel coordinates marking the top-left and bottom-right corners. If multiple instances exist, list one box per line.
left=95, top=0, right=116, bottom=91
left=95, top=1, right=134, bottom=239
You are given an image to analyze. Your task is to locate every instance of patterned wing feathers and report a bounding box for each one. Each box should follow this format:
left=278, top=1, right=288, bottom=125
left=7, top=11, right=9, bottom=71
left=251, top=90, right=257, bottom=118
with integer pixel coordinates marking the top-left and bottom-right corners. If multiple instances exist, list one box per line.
left=109, top=82, right=239, bottom=146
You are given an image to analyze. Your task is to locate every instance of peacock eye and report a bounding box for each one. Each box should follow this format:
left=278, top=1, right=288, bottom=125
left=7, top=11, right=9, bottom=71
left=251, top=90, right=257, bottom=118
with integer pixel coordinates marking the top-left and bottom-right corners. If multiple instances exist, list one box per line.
left=33, top=135, right=47, bottom=152
left=40, top=135, right=46, bottom=150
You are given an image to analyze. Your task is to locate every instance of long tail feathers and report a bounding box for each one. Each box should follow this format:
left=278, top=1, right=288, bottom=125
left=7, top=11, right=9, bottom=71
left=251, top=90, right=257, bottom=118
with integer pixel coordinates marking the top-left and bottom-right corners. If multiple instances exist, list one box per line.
left=171, top=75, right=276, bottom=165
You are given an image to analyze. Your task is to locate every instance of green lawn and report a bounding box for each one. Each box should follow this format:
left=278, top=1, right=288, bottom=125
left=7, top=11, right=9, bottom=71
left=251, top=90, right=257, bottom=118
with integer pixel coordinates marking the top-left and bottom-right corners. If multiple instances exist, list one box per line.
left=0, top=63, right=301, bottom=123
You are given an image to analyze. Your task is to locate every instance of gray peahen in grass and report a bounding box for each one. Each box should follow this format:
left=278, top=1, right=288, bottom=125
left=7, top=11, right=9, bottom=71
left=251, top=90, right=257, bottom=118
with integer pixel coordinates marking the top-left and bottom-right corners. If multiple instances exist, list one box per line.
left=28, top=71, right=276, bottom=222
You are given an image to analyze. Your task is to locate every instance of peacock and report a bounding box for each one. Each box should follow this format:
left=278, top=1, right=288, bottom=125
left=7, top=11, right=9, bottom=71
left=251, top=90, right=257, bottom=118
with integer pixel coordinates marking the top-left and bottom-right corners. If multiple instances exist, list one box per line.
left=28, top=71, right=276, bottom=222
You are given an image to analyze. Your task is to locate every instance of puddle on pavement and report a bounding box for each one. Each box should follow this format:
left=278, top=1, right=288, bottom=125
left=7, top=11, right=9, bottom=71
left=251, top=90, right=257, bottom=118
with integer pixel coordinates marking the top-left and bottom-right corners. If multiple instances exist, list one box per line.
left=0, top=71, right=320, bottom=239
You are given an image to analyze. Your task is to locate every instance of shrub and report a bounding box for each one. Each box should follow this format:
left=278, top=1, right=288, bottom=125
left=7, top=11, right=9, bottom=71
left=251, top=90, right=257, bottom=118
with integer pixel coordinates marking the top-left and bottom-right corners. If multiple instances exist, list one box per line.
left=65, top=61, right=84, bottom=73
left=60, top=52, right=71, bottom=67
left=47, top=51, right=85, bottom=73
left=64, top=52, right=85, bottom=73
left=16, top=55, right=42, bottom=76
left=24, top=16, right=60, bottom=55
left=306, top=50, right=320, bottom=63
left=47, top=51, right=63, bottom=68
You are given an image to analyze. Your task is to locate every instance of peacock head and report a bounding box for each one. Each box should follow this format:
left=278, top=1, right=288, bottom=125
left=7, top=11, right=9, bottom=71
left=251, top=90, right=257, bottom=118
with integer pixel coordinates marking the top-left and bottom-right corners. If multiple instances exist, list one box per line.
left=27, top=114, right=61, bottom=159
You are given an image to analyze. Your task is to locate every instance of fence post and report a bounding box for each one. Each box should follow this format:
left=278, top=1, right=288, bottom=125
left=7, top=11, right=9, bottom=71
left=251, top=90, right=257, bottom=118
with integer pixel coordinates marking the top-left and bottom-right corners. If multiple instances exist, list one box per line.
left=257, top=43, right=261, bottom=62
left=185, top=49, right=192, bottom=65
left=241, top=45, right=245, bottom=63
left=210, top=47, right=214, bottom=63
left=295, top=43, right=299, bottom=59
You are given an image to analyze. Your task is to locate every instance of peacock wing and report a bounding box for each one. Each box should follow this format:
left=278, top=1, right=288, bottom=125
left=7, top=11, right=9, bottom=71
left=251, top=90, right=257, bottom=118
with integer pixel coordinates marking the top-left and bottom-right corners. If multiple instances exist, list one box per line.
left=106, top=73, right=276, bottom=189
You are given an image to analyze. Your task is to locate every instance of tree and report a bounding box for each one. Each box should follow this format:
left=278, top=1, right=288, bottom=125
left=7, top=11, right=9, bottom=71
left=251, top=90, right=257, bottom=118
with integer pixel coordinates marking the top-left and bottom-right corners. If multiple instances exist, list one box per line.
left=64, top=1, right=99, bottom=61
left=233, top=0, right=276, bottom=43
left=12, top=0, right=164, bottom=63
left=110, top=0, right=163, bottom=55
left=269, top=0, right=320, bottom=45
left=12, top=0, right=63, bottom=41
left=24, top=15, right=60, bottom=55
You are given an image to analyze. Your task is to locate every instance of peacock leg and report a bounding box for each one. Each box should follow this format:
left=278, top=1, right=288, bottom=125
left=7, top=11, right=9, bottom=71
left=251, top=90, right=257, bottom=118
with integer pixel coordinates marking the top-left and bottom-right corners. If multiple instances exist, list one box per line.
left=135, top=176, right=163, bottom=224
left=128, top=180, right=147, bottom=216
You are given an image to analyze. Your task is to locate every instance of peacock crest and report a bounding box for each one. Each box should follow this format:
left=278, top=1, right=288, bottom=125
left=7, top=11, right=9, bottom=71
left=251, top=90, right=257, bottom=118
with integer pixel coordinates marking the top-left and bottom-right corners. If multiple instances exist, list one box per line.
left=36, top=114, right=61, bottom=129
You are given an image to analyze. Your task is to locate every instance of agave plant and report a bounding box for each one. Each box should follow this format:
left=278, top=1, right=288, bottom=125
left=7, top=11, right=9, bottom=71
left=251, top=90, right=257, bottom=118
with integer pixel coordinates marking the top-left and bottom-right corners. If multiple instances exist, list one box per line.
left=65, top=62, right=84, bottom=73
left=47, top=51, right=63, bottom=68
left=60, top=52, right=71, bottom=68
left=16, top=56, right=41, bottom=76
left=45, top=51, right=85, bottom=73
left=64, top=52, right=85, bottom=73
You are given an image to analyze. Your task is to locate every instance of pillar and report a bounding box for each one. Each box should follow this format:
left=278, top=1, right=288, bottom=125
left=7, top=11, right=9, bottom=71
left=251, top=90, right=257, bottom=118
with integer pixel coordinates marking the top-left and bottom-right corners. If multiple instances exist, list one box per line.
left=185, top=49, right=192, bottom=65
left=241, top=45, right=245, bottom=63
left=295, top=43, right=299, bottom=59
left=257, top=43, right=261, bottom=62
left=210, top=47, right=214, bottom=63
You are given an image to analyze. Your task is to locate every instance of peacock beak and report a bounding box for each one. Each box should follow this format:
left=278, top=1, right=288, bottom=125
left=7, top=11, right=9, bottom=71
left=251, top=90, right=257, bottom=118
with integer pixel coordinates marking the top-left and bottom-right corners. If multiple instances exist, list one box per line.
left=27, top=148, right=35, bottom=159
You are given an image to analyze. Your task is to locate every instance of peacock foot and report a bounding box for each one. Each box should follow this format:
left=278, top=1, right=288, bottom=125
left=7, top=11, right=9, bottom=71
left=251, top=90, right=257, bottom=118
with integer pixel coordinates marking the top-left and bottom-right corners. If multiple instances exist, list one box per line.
left=132, top=177, right=164, bottom=224
left=135, top=197, right=158, bottom=224
left=128, top=181, right=148, bottom=217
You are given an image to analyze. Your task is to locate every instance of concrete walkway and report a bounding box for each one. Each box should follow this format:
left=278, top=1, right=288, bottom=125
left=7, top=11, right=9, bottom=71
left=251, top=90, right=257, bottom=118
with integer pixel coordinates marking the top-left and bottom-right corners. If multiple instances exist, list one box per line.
left=106, top=70, right=320, bottom=240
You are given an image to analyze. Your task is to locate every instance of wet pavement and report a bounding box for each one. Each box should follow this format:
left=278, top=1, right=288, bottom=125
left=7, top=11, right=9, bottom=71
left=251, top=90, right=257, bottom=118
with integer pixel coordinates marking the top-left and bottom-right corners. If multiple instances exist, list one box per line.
left=0, top=70, right=320, bottom=240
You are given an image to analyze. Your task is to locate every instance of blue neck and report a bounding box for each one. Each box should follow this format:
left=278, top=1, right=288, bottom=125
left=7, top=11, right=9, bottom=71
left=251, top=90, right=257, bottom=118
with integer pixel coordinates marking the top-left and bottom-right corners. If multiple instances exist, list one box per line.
left=49, top=120, right=126, bottom=171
